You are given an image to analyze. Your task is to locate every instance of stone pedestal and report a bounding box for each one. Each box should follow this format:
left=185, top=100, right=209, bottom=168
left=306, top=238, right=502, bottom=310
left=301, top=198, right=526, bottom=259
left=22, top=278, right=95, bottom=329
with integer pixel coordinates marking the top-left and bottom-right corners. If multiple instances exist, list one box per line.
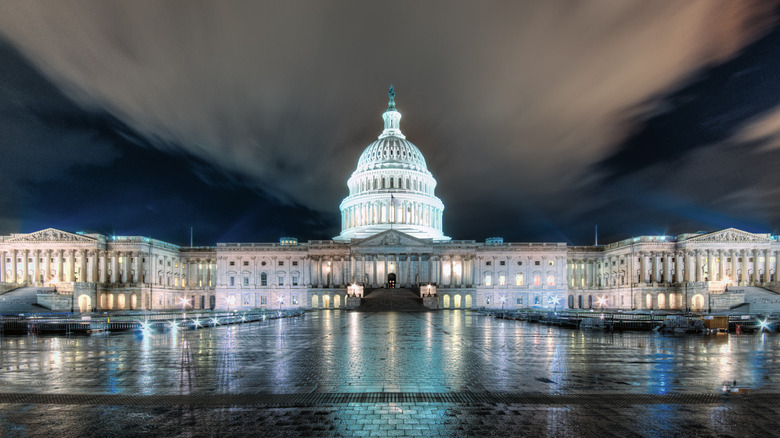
left=423, top=296, right=438, bottom=309
left=346, top=296, right=361, bottom=310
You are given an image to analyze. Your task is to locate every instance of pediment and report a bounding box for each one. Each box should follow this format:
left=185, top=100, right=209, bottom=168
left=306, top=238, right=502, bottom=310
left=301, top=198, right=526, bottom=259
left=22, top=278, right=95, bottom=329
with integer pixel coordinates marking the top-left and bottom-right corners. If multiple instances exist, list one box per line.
left=8, top=228, right=98, bottom=243
left=351, top=230, right=431, bottom=248
left=686, top=228, right=773, bottom=243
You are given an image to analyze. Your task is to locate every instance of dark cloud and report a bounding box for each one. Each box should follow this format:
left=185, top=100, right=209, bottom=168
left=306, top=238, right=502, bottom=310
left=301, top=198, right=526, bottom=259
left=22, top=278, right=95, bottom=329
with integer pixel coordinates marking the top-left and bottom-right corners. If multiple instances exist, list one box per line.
left=0, top=1, right=778, bottom=243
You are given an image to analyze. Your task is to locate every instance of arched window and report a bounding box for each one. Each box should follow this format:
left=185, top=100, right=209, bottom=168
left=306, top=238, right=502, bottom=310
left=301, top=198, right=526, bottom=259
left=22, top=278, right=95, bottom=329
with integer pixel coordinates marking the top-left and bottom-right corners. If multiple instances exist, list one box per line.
left=260, top=272, right=267, bottom=286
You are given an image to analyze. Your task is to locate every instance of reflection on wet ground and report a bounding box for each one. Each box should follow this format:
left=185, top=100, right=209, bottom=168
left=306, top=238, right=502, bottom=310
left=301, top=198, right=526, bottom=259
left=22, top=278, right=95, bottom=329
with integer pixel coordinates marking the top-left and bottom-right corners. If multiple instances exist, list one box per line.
left=1, top=310, right=778, bottom=436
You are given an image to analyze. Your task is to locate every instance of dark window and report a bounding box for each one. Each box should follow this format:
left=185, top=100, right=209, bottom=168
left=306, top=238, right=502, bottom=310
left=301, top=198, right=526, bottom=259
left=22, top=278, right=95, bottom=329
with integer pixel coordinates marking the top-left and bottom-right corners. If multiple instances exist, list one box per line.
left=486, top=261, right=492, bottom=266
left=243, top=261, right=249, bottom=266
left=292, top=261, right=298, bottom=266
left=499, top=261, right=506, bottom=266
left=229, top=261, right=235, bottom=266
left=535, top=261, right=540, bottom=266
left=278, top=261, right=284, bottom=266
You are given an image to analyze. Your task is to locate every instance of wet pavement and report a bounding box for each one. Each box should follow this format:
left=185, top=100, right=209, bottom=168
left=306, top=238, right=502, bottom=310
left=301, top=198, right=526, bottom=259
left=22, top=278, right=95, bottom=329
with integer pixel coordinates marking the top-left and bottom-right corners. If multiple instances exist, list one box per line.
left=1, top=310, right=779, bottom=436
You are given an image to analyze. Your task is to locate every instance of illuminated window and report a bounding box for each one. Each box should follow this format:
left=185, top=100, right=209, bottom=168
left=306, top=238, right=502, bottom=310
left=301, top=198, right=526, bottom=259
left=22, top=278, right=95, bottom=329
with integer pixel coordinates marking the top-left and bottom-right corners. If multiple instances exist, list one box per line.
left=485, top=274, right=492, bottom=286
left=292, top=295, right=298, bottom=305
left=548, top=260, right=554, bottom=266
left=260, top=296, right=267, bottom=305
left=243, top=295, right=250, bottom=305
left=547, top=275, right=555, bottom=286
left=260, top=273, right=267, bottom=286
left=534, top=275, right=541, bottom=286
left=517, top=297, right=523, bottom=305
left=516, top=274, right=524, bottom=286
left=486, top=294, right=491, bottom=305
left=229, top=277, right=235, bottom=286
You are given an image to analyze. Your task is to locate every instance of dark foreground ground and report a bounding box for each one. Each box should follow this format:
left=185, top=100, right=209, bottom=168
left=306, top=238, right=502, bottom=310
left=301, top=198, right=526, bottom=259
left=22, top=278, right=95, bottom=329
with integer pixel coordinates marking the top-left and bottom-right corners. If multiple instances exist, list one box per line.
left=1, top=310, right=778, bottom=437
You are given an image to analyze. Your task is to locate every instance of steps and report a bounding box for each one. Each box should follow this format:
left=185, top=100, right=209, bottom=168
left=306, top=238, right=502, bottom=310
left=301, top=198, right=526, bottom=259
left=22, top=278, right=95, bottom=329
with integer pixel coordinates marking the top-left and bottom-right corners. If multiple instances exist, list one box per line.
left=0, top=287, right=52, bottom=313
left=354, top=288, right=427, bottom=312
left=728, top=286, right=780, bottom=314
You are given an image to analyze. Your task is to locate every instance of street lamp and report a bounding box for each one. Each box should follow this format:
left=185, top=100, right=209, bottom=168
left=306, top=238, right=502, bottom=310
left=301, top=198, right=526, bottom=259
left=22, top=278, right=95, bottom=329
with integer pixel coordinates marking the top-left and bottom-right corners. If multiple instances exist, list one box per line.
left=277, top=296, right=284, bottom=310
left=227, top=296, right=235, bottom=313
left=597, top=295, right=607, bottom=309
left=549, top=295, right=560, bottom=313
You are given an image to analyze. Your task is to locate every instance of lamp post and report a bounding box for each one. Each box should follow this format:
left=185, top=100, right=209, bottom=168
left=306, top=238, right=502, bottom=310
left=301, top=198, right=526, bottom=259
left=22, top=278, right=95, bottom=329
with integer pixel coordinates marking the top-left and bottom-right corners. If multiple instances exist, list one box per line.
left=227, top=296, right=235, bottom=313
left=278, top=296, right=284, bottom=310
left=597, top=295, right=607, bottom=310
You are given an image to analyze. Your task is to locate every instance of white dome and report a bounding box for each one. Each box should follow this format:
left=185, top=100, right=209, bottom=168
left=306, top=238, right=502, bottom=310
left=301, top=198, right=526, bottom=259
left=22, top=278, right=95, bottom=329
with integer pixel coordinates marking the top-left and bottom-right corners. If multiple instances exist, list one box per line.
left=334, top=87, right=449, bottom=242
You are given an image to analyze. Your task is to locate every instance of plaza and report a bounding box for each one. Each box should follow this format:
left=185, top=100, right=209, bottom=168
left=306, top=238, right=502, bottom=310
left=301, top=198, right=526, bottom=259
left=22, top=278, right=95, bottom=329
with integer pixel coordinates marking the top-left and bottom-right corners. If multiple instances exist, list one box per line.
left=1, top=310, right=780, bottom=436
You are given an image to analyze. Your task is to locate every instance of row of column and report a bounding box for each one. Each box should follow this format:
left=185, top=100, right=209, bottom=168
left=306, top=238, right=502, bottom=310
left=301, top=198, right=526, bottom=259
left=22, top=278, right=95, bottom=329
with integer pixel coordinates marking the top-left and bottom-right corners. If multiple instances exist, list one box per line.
left=0, top=248, right=214, bottom=288
left=594, top=248, right=779, bottom=288
left=343, top=200, right=442, bottom=230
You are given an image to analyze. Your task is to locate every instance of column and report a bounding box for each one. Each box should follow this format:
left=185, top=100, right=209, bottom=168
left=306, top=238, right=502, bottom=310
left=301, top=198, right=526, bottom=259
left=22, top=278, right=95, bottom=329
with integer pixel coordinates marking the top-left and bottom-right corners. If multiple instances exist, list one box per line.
left=706, top=249, right=714, bottom=282
left=718, top=250, right=726, bottom=282
left=674, top=252, right=683, bottom=283
left=775, top=249, right=780, bottom=283
left=110, top=253, right=118, bottom=283
left=752, top=250, right=760, bottom=284
left=80, top=249, right=87, bottom=282
left=742, top=249, right=749, bottom=284
left=56, top=250, right=64, bottom=282
left=418, top=254, right=424, bottom=284
left=133, top=253, right=140, bottom=283
left=10, top=250, right=17, bottom=284
left=372, top=255, right=378, bottom=288
left=68, top=249, right=76, bottom=282
left=764, top=249, right=771, bottom=283
left=33, top=250, right=40, bottom=285
left=44, top=250, right=51, bottom=283
left=694, top=251, right=702, bottom=282
left=0, top=250, right=4, bottom=283
left=405, top=254, right=411, bottom=288
left=99, top=251, right=108, bottom=283
left=731, top=250, right=739, bottom=283
left=22, top=249, right=29, bottom=283
left=440, top=256, right=447, bottom=287
left=639, top=252, right=647, bottom=284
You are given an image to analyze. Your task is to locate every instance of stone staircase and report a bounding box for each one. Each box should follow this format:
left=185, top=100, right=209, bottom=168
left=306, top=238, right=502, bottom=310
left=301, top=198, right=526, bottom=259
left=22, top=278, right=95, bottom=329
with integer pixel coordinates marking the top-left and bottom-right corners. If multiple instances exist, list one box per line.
left=728, top=286, right=780, bottom=314
left=0, top=286, right=52, bottom=313
left=354, top=288, right=426, bottom=312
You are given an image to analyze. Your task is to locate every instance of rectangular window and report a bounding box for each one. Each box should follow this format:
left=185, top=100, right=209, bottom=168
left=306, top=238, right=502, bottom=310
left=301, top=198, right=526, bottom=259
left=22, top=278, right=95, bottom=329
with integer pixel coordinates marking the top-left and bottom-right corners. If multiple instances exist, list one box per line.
left=499, top=275, right=506, bottom=286
left=535, top=261, right=540, bottom=266
left=278, top=276, right=284, bottom=286
left=243, top=277, right=249, bottom=286
left=516, top=273, right=524, bottom=286
left=485, top=274, right=492, bottom=286
left=547, top=275, right=555, bottom=286
left=499, top=261, right=505, bottom=266
left=517, top=297, right=523, bottom=305
left=486, top=261, right=492, bottom=266
left=278, top=261, right=284, bottom=266
left=243, top=261, right=249, bottom=266
left=534, top=275, right=541, bottom=286
left=229, top=277, right=235, bottom=286
left=243, top=295, right=250, bottom=305
left=750, top=258, right=754, bottom=263
left=229, top=261, right=235, bottom=266
left=292, top=295, right=298, bottom=305
left=260, top=295, right=267, bottom=305
left=727, top=258, right=732, bottom=263
left=485, top=294, right=491, bottom=305
left=292, top=261, right=298, bottom=266
left=292, top=275, right=299, bottom=286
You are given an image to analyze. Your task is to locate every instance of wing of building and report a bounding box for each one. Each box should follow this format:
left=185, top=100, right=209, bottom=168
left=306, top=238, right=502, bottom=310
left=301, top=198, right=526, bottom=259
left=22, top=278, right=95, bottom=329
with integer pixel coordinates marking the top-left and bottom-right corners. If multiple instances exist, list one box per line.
left=2, top=89, right=779, bottom=313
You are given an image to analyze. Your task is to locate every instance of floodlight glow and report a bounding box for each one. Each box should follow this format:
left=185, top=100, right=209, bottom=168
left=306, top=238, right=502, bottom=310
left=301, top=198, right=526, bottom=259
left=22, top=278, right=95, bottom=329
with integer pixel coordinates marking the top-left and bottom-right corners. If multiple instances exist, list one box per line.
left=194, top=319, right=202, bottom=328
left=211, top=317, right=220, bottom=326
left=759, top=319, right=770, bottom=332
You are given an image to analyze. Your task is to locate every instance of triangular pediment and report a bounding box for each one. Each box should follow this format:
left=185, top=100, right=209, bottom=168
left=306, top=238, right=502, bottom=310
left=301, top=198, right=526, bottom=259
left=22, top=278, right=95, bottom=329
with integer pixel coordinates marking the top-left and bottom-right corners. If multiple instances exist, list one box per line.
left=351, top=229, right=431, bottom=248
left=8, top=228, right=98, bottom=243
left=686, top=228, right=773, bottom=243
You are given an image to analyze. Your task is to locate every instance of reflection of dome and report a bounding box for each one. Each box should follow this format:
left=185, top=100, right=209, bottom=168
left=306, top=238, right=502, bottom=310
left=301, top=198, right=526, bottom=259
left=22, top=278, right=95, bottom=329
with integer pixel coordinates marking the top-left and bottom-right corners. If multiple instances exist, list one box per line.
left=334, top=87, right=449, bottom=242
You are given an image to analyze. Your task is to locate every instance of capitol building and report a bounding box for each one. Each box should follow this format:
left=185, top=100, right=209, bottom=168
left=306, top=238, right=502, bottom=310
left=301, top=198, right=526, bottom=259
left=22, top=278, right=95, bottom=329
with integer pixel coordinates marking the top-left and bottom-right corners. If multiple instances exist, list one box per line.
left=2, top=88, right=779, bottom=314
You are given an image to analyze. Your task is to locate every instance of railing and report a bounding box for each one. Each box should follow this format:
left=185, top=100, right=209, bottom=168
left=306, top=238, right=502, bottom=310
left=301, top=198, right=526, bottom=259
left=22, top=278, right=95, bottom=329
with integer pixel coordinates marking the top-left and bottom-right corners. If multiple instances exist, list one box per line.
left=0, top=308, right=305, bottom=336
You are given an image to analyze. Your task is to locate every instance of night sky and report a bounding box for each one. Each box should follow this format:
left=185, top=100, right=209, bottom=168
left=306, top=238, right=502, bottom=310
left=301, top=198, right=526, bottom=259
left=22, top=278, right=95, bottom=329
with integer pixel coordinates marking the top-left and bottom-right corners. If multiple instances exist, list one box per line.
left=1, top=1, right=780, bottom=246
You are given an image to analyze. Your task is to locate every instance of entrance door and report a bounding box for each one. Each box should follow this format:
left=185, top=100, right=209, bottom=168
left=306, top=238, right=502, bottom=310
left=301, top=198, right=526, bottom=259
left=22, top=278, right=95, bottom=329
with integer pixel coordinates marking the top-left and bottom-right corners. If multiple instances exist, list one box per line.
left=388, top=273, right=396, bottom=288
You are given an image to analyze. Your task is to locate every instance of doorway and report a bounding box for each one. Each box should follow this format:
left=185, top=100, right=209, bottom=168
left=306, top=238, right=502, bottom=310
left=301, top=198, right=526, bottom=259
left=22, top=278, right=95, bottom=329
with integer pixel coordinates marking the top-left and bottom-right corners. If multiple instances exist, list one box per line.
left=388, top=273, right=396, bottom=288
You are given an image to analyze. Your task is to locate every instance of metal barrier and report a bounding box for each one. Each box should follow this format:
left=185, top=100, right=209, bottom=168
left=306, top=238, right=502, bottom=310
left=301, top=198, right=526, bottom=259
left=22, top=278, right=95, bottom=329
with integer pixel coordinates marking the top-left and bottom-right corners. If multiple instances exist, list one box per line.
left=0, top=308, right=305, bottom=337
